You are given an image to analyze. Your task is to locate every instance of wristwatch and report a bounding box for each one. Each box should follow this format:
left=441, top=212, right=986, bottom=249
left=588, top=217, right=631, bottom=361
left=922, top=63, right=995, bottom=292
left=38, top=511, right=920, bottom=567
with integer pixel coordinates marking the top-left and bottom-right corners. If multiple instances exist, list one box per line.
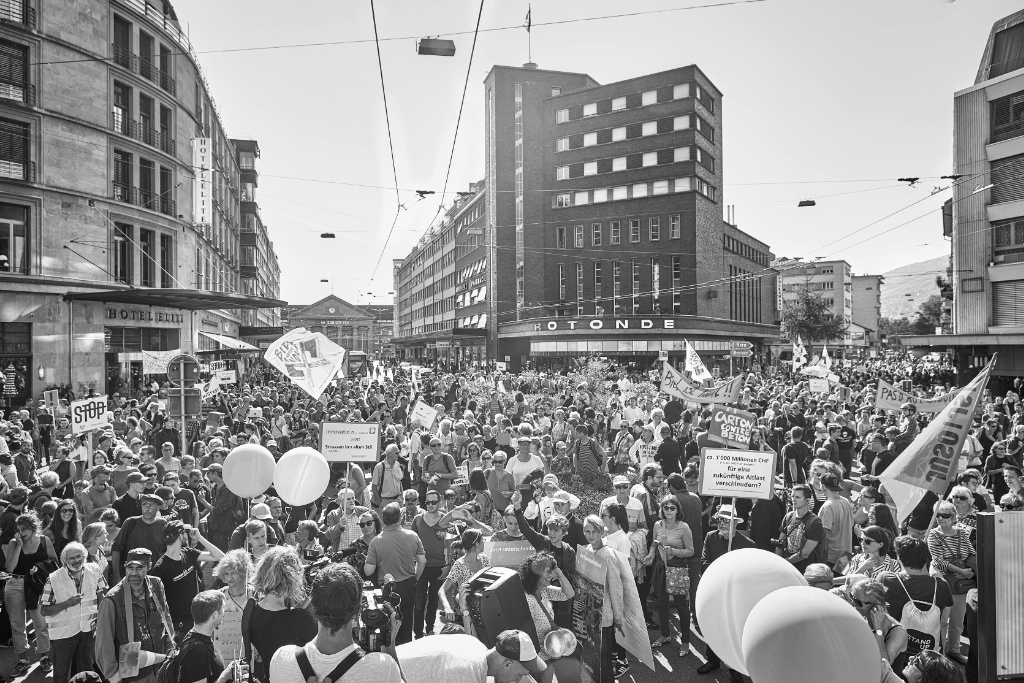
left=873, top=629, right=884, bottom=637
left=462, top=609, right=470, bottom=617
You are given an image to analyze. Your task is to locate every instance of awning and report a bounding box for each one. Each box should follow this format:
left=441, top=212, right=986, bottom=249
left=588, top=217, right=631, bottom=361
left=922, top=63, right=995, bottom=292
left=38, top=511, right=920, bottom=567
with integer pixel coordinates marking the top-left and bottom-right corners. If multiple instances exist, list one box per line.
left=199, top=331, right=259, bottom=351
left=64, top=288, right=287, bottom=311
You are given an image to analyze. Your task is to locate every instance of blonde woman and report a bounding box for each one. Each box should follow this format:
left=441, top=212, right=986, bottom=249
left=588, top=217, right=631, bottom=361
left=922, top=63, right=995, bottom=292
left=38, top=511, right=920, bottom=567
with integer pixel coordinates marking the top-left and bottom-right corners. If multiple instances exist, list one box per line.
left=214, top=549, right=255, bottom=613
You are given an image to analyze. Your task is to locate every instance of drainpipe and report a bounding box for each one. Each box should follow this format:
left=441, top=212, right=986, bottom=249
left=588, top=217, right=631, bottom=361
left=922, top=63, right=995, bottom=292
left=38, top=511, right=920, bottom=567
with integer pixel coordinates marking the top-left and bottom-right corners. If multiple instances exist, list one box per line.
left=67, top=299, right=74, bottom=390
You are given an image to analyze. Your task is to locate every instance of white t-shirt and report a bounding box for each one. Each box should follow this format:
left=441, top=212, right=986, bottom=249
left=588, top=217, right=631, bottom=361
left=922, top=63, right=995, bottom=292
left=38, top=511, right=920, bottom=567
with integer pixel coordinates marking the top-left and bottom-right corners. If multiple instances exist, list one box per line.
left=268, top=642, right=402, bottom=683
left=507, top=455, right=546, bottom=486
left=396, top=634, right=488, bottom=683
left=600, top=495, right=645, bottom=531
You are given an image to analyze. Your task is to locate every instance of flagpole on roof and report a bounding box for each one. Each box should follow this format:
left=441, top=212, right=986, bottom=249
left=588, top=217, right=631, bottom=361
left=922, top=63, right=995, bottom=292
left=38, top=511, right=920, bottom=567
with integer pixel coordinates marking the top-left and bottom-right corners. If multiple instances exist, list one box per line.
left=525, top=4, right=532, bottom=63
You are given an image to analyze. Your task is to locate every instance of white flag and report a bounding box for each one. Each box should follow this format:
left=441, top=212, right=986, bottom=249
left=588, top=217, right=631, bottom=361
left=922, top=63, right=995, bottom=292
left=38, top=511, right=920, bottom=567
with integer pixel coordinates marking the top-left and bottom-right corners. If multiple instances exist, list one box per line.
left=821, top=344, right=832, bottom=370
left=685, top=341, right=713, bottom=382
left=792, top=336, right=807, bottom=371
left=264, top=328, right=346, bottom=401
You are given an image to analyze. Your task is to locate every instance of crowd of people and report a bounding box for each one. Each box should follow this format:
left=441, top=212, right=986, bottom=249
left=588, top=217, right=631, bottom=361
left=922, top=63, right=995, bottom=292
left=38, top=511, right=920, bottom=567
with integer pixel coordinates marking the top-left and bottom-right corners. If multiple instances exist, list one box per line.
left=0, top=349, right=1019, bottom=683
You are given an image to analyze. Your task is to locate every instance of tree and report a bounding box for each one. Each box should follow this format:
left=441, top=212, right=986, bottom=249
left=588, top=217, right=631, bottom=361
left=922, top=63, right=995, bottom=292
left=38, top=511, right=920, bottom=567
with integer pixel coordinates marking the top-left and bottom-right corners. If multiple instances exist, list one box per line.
left=912, top=294, right=943, bottom=335
left=878, top=316, right=914, bottom=337
left=780, top=287, right=849, bottom=343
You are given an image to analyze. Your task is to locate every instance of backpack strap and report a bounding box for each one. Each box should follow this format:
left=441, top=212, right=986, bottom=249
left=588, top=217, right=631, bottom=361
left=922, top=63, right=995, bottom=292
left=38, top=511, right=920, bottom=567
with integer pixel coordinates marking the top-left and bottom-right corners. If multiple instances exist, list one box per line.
left=294, top=645, right=365, bottom=683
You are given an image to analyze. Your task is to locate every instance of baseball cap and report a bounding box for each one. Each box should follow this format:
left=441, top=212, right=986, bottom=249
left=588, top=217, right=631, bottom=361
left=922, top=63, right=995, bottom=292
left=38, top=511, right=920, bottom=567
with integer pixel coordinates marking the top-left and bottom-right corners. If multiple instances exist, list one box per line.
left=542, top=474, right=559, bottom=487
left=250, top=503, right=272, bottom=520
left=612, top=475, right=630, bottom=486
left=494, top=630, right=546, bottom=677
left=90, top=465, right=112, bottom=478
left=266, top=439, right=278, bottom=448
left=551, top=490, right=578, bottom=510
left=125, top=548, right=152, bottom=567
left=125, top=472, right=145, bottom=485
left=820, top=474, right=844, bottom=492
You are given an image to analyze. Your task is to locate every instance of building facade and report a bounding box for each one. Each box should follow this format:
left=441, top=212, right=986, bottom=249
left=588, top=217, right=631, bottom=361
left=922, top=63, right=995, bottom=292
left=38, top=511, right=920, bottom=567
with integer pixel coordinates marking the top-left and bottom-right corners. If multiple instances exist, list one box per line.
left=902, top=11, right=1024, bottom=379
left=779, top=259, right=853, bottom=356
left=282, top=296, right=392, bottom=357
left=851, top=274, right=883, bottom=357
left=484, top=64, right=779, bottom=371
left=0, top=0, right=281, bottom=410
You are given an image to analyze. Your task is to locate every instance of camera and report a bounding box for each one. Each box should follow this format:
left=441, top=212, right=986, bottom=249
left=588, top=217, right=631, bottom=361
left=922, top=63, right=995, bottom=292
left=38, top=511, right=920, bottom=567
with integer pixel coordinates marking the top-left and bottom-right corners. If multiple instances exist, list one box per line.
left=356, top=579, right=400, bottom=652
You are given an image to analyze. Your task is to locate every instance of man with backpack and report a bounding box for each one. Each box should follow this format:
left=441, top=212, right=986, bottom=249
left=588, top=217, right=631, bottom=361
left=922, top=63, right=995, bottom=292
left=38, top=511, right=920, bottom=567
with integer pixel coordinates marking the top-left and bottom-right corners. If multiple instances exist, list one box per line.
left=166, top=591, right=246, bottom=683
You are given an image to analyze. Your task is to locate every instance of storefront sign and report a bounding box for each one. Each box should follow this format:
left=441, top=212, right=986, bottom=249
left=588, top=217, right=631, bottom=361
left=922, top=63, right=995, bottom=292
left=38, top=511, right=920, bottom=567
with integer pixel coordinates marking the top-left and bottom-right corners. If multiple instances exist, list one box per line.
left=534, top=317, right=681, bottom=331
left=320, top=422, right=379, bottom=462
left=201, top=318, right=220, bottom=328
left=456, top=275, right=486, bottom=293
left=192, top=138, right=212, bottom=225
left=70, top=395, right=108, bottom=435
left=698, top=448, right=776, bottom=500
left=105, top=308, right=184, bottom=324
left=708, top=406, right=757, bottom=449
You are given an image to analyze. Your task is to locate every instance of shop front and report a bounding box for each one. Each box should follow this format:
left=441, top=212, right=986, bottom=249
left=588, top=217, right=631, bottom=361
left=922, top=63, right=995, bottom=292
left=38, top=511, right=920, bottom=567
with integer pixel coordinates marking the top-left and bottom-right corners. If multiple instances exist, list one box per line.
left=497, top=314, right=779, bottom=373
left=0, top=322, right=31, bottom=412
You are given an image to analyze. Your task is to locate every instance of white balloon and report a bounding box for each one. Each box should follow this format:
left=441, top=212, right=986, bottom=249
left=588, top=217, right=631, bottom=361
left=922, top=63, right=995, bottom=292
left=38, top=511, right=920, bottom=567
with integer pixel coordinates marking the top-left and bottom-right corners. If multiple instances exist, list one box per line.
left=273, top=447, right=330, bottom=506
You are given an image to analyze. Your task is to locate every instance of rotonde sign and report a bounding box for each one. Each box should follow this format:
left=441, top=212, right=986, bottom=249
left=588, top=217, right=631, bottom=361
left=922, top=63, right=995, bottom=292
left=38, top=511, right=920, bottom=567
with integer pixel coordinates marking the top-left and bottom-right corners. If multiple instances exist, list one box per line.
left=535, top=318, right=679, bottom=331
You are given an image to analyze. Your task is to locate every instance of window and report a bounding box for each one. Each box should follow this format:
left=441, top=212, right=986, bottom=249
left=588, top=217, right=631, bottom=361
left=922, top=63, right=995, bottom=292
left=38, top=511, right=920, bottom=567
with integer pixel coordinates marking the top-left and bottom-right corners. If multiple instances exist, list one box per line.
left=642, top=121, right=657, bottom=136
left=583, top=161, right=597, bottom=176
left=0, top=40, right=29, bottom=105
left=673, top=83, right=690, bottom=99
left=576, top=263, right=584, bottom=315
left=633, top=183, right=648, bottom=198
left=992, top=154, right=1024, bottom=204
left=674, top=147, right=690, bottom=162
left=556, top=137, right=569, bottom=152
left=991, top=91, right=1024, bottom=143
left=612, top=186, right=627, bottom=201
left=612, top=156, right=626, bottom=172
left=160, top=234, right=173, bottom=287
left=649, top=217, right=660, bottom=241
left=140, top=228, right=155, bottom=287
left=113, top=15, right=132, bottom=67
left=556, top=166, right=569, bottom=181
left=632, top=259, right=641, bottom=311
left=556, top=226, right=566, bottom=249
left=592, top=223, right=602, bottom=246
left=821, top=267, right=834, bottom=275
left=583, top=102, right=597, bottom=117
left=113, top=82, right=131, bottom=134
left=113, top=223, right=132, bottom=284
left=822, top=281, right=835, bottom=290
left=610, top=221, right=621, bottom=245
left=0, top=118, right=29, bottom=181
left=668, top=214, right=681, bottom=240
left=139, top=158, right=155, bottom=208
left=642, top=152, right=657, bottom=167
left=551, top=87, right=561, bottom=96
left=613, top=261, right=621, bottom=300
left=990, top=23, right=1024, bottom=79
left=674, top=177, right=692, bottom=193
left=138, top=31, right=154, bottom=80
left=0, top=202, right=28, bottom=274
left=612, top=126, right=626, bottom=141
left=554, top=193, right=571, bottom=208
left=593, top=188, right=607, bottom=203
left=574, top=225, right=584, bottom=248
left=556, top=109, right=568, bottom=123
left=559, top=264, right=566, bottom=300
left=612, top=97, right=626, bottom=111
left=641, top=90, right=656, bottom=106
left=629, top=219, right=640, bottom=243
left=595, top=262, right=603, bottom=289
left=583, top=132, right=597, bottom=146
left=652, top=180, right=669, bottom=195
left=574, top=191, right=589, bottom=206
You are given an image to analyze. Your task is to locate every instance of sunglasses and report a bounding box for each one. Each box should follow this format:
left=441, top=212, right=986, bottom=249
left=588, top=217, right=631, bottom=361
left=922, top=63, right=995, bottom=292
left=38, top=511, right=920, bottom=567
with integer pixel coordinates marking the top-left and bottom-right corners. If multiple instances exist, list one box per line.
left=358, top=521, right=375, bottom=528
left=614, top=484, right=630, bottom=489
left=60, top=508, right=75, bottom=514
left=425, top=499, right=440, bottom=505
left=861, top=537, right=878, bottom=546
left=950, top=495, right=970, bottom=502
left=1001, top=503, right=1023, bottom=510
left=851, top=595, right=870, bottom=610
left=934, top=513, right=954, bottom=520
left=661, top=505, right=678, bottom=511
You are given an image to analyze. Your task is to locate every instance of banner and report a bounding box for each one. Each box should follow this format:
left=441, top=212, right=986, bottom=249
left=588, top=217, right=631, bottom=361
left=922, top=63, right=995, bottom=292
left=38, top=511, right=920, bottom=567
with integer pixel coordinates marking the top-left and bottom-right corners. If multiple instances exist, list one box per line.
left=698, top=448, right=777, bottom=500
left=708, top=405, right=757, bottom=449
left=141, top=349, right=182, bottom=375
left=878, top=356, right=995, bottom=525
left=192, top=138, right=212, bottom=226
left=213, top=611, right=242, bottom=662
left=70, top=395, right=108, bottom=435
left=199, top=375, right=221, bottom=400
left=215, top=370, right=237, bottom=385
left=808, top=378, right=830, bottom=394
left=264, top=328, right=346, bottom=401
left=483, top=540, right=536, bottom=568
left=660, top=362, right=744, bottom=405
left=685, top=340, right=713, bottom=382
left=821, top=344, right=832, bottom=370
left=572, top=546, right=605, bottom=683
left=874, top=379, right=958, bottom=414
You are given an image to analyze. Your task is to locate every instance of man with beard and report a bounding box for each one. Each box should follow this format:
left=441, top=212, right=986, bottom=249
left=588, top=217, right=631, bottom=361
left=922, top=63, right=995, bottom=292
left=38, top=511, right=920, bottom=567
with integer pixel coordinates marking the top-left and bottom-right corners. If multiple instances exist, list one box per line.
left=111, top=494, right=168, bottom=583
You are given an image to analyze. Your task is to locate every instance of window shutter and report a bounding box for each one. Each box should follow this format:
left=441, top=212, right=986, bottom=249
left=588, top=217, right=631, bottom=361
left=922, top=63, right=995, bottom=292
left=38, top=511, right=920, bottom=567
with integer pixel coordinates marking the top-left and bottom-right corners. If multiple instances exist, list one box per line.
left=0, top=41, right=26, bottom=85
left=657, top=118, right=673, bottom=134
left=625, top=123, right=642, bottom=139
left=626, top=93, right=642, bottom=109
left=568, top=133, right=583, bottom=149
left=626, top=154, right=643, bottom=170
left=568, top=105, right=584, bottom=120
left=597, top=129, right=612, bottom=144
left=657, top=149, right=674, bottom=165
left=0, top=119, right=27, bottom=161
left=597, top=158, right=612, bottom=174
left=568, top=163, right=584, bottom=179
left=656, top=86, right=674, bottom=103
left=596, top=99, right=612, bottom=115
left=992, top=154, right=1024, bottom=204
left=993, top=280, right=1024, bottom=326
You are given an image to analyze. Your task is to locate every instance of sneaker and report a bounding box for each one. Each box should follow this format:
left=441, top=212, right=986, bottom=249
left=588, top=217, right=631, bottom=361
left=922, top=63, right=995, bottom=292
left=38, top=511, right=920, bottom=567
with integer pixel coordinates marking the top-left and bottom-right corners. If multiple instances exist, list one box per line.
left=696, top=661, right=719, bottom=675
left=12, top=660, right=28, bottom=676
left=39, top=657, right=52, bottom=672
left=613, top=658, right=630, bottom=678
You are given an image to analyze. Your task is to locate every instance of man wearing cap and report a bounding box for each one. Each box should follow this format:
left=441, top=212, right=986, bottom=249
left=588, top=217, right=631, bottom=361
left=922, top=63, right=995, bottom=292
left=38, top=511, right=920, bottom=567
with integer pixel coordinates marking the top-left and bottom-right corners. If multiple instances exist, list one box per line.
left=206, top=463, right=245, bottom=552
left=112, top=471, right=146, bottom=525
left=818, top=473, right=854, bottom=566
left=319, top=488, right=368, bottom=553
left=111, top=493, right=168, bottom=583
left=399, top=489, right=421, bottom=530
left=40, top=542, right=108, bottom=683
left=549, top=490, right=587, bottom=550
left=0, top=486, right=30, bottom=545
left=150, top=520, right=224, bottom=642
left=228, top=503, right=280, bottom=551
left=396, top=628, right=546, bottom=683
left=602, top=475, right=647, bottom=534
left=95, top=548, right=174, bottom=683
left=160, top=473, right=199, bottom=527
left=81, top=466, right=116, bottom=524
left=860, top=431, right=896, bottom=480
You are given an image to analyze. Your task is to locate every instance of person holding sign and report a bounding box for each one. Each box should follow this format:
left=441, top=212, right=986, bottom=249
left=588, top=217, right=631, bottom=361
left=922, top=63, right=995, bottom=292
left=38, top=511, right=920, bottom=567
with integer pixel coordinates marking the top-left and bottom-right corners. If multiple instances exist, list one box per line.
left=582, top=514, right=626, bottom=683
left=517, top=553, right=577, bottom=683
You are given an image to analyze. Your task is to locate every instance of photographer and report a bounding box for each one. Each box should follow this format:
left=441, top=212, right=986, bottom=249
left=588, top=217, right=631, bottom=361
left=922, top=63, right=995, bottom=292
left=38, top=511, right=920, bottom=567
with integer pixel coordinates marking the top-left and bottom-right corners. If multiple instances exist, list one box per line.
left=151, top=520, right=225, bottom=642
left=268, top=563, right=401, bottom=683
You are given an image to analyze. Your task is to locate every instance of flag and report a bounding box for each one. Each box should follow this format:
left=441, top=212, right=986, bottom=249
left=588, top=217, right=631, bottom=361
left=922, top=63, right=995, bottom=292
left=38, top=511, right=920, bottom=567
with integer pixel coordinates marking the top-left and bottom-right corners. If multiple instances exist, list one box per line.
left=821, top=344, right=832, bottom=370
left=264, top=328, right=346, bottom=401
left=878, top=356, right=996, bottom=525
left=685, top=340, right=713, bottom=382
left=792, top=336, right=807, bottom=371
left=199, top=375, right=221, bottom=400
left=524, top=5, right=531, bottom=32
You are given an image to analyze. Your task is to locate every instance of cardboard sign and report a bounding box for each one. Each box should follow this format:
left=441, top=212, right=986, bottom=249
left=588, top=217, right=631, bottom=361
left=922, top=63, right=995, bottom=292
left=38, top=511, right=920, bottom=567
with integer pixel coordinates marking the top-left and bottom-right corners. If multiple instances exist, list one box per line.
left=43, top=389, right=60, bottom=414
left=409, top=401, right=438, bottom=429
left=495, top=361, right=507, bottom=372
left=708, top=405, right=757, bottom=449
left=210, top=361, right=227, bottom=372
left=247, top=407, right=263, bottom=419
left=698, top=447, right=777, bottom=500
left=809, top=378, right=830, bottom=394
left=452, top=463, right=468, bottom=487
left=483, top=540, right=537, bottom=568
left=658, top=350, right=668, bottom=361
left=70, top=395, right=108, bottom=435
left=320, top=422, right=380, bottom=462
left=213, top=611, right=243, bottom=662
left=215, top=370, right=237, bottom=384
left=572, top=545, right=606, bottom=683
left=875, top=379, right=957, bottom=414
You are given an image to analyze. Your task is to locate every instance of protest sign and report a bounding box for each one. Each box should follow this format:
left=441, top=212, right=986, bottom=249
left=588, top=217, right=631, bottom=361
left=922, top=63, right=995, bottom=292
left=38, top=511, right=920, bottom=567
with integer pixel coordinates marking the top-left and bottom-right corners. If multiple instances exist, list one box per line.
left=874, top=379, right=957, bottom=414
left=43, top=389, right=60, bottom=414
left=264, top=328, right=345, bottom=400
left=410, top=401, right=438, bottom=429
left=660, top=362, right=743, bottom=405
left=213, top=611, right=243, bottom=662
left=70, top=395, right=108, bottom=435
left=483, top=540, right=537, bottom=568
left=495, top=361, right=507, bottom=372
left=320, top=422, right=379, bottom=462
left=215, top=370, right=237, bottom=384
left=708, top=405, right=757, bottom=449
left=453, top=464, right=468, bottom=487
left=698, top=448, right=776, bottom=500
left=247, top=407, right=262, bottom=419
left=141, top=349, right=181, bottom=375
left=573, top=545, right=606, bottom=683
left=808, top=378, right=829, bottom=394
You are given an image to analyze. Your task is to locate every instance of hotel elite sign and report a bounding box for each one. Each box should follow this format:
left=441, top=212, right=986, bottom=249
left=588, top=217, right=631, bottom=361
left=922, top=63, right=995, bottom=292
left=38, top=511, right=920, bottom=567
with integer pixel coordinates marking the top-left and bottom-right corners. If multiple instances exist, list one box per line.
left=534, top=317, right=683, bottom=331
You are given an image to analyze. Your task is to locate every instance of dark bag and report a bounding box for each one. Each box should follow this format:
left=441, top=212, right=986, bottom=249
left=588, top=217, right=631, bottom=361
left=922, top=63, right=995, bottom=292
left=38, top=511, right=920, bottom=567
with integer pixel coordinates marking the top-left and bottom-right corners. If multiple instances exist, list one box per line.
left=156, top=636, right=209, bottom=683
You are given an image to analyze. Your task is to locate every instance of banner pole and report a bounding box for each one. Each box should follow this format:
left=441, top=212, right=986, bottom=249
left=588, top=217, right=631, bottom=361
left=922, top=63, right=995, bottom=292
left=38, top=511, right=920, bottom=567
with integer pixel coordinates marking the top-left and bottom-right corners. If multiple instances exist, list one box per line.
left=728, top=496, right=736, bottom=553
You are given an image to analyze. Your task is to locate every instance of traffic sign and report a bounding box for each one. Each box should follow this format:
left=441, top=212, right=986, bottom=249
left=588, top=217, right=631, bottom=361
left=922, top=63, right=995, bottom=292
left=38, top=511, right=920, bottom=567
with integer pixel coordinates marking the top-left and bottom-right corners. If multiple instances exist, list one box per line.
left=730, top=349, right=753, bottom=358
left=731, top=341, right=753, bottom=350
left=166, top=354, right=200, bottom=387
left=168, top=388, right=202, bottom=417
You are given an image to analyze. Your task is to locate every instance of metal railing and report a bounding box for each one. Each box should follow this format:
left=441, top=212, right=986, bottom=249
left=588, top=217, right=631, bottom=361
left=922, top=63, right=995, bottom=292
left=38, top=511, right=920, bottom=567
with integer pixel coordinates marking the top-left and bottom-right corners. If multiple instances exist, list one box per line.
left=111, top=43, right=138, bottom=72
left=159, top=196, right=175, bottom=217
left=0, top=158, right=34, bottom=182
left=0, top=0, right=34, bottom=29
left=110, top=112, right=176, bottom=156
left=0, top=79, right=34, bottom=106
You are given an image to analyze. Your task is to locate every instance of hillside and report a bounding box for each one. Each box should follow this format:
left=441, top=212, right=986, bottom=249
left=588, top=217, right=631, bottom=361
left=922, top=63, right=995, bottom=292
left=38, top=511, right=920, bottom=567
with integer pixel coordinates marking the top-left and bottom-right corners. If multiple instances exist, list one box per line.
left=879, top=255, right=948, bottom=319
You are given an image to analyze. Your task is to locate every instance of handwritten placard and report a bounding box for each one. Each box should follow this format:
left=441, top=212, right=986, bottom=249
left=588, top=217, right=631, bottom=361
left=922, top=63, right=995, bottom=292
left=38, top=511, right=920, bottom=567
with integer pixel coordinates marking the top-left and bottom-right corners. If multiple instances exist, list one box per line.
left=213, top=610, right=243, bottom=662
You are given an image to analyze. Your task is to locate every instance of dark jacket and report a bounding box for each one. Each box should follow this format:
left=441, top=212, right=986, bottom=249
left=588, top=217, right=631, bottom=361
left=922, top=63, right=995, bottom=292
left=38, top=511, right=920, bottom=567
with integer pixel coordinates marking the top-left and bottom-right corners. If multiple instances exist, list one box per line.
left=655, top=437, right=682, bottom=476
left=95, top=577, right=173, bottom=683
left=701, top=529, right=755, bottom=574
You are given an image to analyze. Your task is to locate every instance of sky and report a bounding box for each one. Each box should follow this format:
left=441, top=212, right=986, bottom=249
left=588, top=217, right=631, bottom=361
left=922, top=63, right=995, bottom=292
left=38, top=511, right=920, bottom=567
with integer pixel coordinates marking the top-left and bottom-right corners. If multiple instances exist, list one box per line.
left=173, top=0, right=1021, bottom=307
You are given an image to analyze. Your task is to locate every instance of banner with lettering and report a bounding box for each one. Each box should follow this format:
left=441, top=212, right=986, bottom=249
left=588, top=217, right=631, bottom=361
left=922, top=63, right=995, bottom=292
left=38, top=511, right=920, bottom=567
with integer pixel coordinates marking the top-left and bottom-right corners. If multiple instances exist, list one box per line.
left=483, top=540, right=537, bottom=568
left=264, top=328, right=346, bottom=401
left=708, top=405, right=757, bottom=449
left=141, top=349, right=182, bottom=375
left=874, top=379, right=958, bottom=414
left=660, top=362, right=744, bottom=405
left=878, top=356, right=995, bottom=525
left=572, top=545, right=605, bottom=683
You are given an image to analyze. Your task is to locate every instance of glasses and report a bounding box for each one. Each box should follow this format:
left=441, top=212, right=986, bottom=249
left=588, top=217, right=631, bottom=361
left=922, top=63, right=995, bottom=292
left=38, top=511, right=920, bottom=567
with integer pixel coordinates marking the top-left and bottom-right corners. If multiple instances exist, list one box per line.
left=60, top=508, right=75, bottom=514
left=358, top=521, right=375, bottom=528
left=661, top=505, right=678, bottom=511
left=482, top=456, right=493, bottom=461
left=851, top=596, right=870, bottom=610
left=430, top=443, right=441, bottom=448
left=934, top=512, right=954, bottom=520
left=125, top=564, right=148, bottom=571
left=861, top=537, right=878, bottom=546
left=951, top=495, right=970, bottom=502
left=614, top=484, right=630, bottom=490
left=425, top=500, right=440, bottom=506
left=1001, top=502, right=1023, bottom=510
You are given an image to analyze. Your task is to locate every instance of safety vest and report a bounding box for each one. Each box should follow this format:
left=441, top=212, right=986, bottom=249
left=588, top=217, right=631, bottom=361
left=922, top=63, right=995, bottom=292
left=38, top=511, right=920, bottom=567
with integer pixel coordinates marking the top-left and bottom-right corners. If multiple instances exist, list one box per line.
left=43, top=564, right=102, bottom=640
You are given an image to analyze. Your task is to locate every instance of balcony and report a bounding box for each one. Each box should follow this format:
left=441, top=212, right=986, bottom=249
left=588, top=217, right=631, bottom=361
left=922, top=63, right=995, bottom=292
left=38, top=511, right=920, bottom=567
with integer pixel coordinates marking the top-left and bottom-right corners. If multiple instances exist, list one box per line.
left=0, top=79, right=35, bottom=107
left=112, top=182, right=173, bottom=215
left=159, top=70, right=175, bottom=96
left=159, top=196, right=175, bottom=217
left=110, top=113, right=176, bottom=156
left=111, top=43, right=138, bottom=72
left=0, top=158, right=34, bottom=182
left=0, top=0, right=35, bottom=29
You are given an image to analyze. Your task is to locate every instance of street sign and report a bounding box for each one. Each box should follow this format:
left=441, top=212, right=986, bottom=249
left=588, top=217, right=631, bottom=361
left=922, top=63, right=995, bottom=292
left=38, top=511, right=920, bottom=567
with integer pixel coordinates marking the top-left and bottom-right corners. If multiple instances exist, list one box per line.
left=168, top=388, right=202, bottom=417
left=731, top=341, right=753, bottom=350
left=730, top=349, right=753, bottom=358
left=166, top=355, right=200, bottom=387
left=658, top=350, right=668, bottom=361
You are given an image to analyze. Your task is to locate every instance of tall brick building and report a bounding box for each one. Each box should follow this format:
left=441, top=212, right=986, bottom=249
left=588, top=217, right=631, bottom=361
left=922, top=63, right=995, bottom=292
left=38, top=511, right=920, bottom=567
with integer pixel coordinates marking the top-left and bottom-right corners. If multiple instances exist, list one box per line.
left=483, top=64, right=779, bottom=371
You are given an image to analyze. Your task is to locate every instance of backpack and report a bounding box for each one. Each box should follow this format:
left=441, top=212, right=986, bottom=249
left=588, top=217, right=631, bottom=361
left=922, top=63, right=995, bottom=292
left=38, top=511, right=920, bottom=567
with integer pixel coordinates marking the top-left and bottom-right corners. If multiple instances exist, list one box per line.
left=292, top=644, right=365, bottom=683
left=423, top=451, right=454, bottom=475
left=155, top=636, right=210, bottom=683
left=894, top=574, right=942, bottom=659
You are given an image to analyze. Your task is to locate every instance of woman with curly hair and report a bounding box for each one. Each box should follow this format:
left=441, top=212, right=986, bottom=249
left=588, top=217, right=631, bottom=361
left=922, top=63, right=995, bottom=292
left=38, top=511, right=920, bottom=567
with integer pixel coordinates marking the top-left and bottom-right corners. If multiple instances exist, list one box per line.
left=243, top=546, right=318, bottom=683
left=43, top=499, right=81, bottom=560
left=518, top=552, right=577, bottom=683
left=214, top=549, right=255, bottom=613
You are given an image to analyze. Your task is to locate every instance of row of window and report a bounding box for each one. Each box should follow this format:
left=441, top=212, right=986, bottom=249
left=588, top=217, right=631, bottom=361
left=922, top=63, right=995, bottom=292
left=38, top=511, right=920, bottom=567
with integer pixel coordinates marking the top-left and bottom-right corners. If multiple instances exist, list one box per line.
left=111, top=221, right=175, bottom=287
left=556, top=145, right=714, bottom=180
left=555, top=81, right=715, bottom=124
left=555, top=215, right=682, bottom=249
left=113, top=14, right=176, bottom=97
left=113, top=148, right=177, bottom=217
left=728, top=266, right=763, bottom=324
left=552, top=176, right=717, bottom=208
left=458, top=313, right=488, bottom=330
left=556, top=256, right=689, bottom=315
left=455, top=285, right=487, bottom=309
left=991, top=89, right=1024, bottom=145
left=556, top=113, right=714, bottom=152
left=723, top=235, right=771, bottom=266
